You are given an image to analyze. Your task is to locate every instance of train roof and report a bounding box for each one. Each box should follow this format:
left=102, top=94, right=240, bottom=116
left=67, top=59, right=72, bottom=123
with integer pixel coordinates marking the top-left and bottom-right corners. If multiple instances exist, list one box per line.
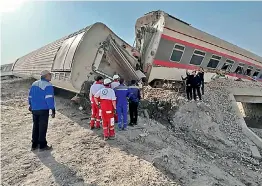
left=145, top=10, right=262, bottom=64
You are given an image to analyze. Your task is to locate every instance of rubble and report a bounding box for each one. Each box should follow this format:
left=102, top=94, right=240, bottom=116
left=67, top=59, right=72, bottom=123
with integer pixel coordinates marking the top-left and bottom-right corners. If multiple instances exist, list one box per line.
left=1, top=78, right=262, bottom=186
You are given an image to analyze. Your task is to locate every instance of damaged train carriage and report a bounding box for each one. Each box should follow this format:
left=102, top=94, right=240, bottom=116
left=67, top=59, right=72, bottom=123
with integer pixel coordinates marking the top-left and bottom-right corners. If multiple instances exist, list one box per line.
left=134, top=10, right=262, bottom=88
left=12, top=22, right=145, bottom=96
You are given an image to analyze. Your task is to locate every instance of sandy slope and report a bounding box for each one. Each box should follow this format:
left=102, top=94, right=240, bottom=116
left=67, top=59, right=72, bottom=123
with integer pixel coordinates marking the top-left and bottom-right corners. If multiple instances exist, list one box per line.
left=1, top=78, right=177, bottom=186
left=1, top=78, right=262, bottom=186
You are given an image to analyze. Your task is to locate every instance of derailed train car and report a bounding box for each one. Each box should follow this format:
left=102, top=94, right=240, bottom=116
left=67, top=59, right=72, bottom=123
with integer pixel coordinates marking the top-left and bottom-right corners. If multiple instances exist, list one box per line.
left=6, top=10, right=262, bottom=91
left=12, top=22, right=144, bottom=93
left=1, top=63, right=14, bottom=80
left=134, top=10, right=262, bottom=87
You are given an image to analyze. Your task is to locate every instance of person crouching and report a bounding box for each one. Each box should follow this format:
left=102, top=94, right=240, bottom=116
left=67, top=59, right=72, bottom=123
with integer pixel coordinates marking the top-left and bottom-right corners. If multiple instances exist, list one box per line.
left=94, top=79, right=117, bottom=140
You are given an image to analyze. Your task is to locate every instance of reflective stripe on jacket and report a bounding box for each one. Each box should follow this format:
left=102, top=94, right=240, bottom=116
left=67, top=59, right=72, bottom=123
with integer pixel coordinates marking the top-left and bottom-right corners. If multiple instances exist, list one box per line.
left=128, top=85, right=141, bottom=103
left=28, top=78, right=55, bottom=111
left=114, top=84, right=129, bottom=105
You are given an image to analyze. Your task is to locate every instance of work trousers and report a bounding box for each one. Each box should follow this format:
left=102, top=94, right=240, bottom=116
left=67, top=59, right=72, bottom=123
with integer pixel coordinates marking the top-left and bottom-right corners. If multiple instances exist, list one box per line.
left=186, top=86, right=192, bottom=100
left=193, top=86, right=202, bottom=101
left=102, top=110, right=115, bottom=138
left=129, top=101, right=139, bottom=124
left=201, top=81, right=204, bottom=95
left=116, top=103, right=128, bottom=129
left=32, top=110, right=49, bottom=149
left=90, top=102, right=101, bottom=128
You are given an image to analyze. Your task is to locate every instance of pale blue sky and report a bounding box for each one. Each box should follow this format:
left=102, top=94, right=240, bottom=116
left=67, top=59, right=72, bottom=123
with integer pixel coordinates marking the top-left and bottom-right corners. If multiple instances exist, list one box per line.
left=1, top=1, right=262, bottom=65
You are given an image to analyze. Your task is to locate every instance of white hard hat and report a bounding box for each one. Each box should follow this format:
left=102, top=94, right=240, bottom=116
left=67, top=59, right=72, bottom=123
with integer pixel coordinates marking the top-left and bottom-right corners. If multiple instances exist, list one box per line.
left=113, top=74, right=120, bottom=80
left=41, top=70, right=51, bottom=76
left=104, top=78, right=112, bottom=85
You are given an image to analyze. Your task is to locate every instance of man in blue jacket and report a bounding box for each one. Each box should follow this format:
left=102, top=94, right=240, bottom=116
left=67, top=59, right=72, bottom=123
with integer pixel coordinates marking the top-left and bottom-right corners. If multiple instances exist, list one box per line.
left=128, top=80, right=141, bottom=126
left=28, top=70, right=55, bottom=151
left=114, top=78, right=129, bottom=130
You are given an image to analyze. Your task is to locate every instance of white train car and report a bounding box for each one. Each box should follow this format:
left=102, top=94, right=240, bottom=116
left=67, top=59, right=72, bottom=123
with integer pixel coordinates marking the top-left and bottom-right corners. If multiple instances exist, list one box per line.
left=1, top=63, right=14, bottom=79
left=12, top=22, right=143, bottom=93
left=134, top=10, right=262, bottom=87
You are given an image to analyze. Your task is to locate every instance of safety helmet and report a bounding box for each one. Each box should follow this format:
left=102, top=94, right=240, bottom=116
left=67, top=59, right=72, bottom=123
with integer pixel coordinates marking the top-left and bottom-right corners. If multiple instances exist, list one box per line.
left=104, top=78, right=112, bottom=85
left=40, top=70, right=51, bottom=76
left=113, top=74, right=120, bottom=80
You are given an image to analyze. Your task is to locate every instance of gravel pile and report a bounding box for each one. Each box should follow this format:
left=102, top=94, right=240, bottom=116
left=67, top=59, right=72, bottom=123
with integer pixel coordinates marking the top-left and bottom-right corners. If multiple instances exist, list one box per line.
left=139, top=79, right=262, bottom=185
left=2, top=77, right=262, bottom=186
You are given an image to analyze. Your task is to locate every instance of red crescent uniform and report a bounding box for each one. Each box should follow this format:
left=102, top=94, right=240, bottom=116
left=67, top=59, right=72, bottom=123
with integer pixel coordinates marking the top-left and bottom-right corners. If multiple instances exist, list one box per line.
left=94, top=87, right=116, bottom=138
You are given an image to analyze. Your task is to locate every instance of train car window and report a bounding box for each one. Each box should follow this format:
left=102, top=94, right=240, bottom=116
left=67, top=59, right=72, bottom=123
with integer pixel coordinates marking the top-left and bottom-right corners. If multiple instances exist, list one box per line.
left=234, top=63, right=245, bottom=74
left=170, top=44, right=185, bottom=62
left=207, top=55, right=221, bottom=69
left=189, top=49, right=206, bottom=66
left=221, top=59, right=234, bottom=71
left=253, top=69, right=260, bottom=77
left=245, top=66, right=254, bottom=76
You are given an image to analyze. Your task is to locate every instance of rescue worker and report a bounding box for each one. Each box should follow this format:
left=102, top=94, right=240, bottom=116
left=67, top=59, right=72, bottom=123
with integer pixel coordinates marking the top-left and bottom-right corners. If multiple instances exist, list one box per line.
left=94, top=78, right=117, bottom=140
left=89, top=76, right=104, bottom=129
left=128, top=80, right=141, bottom=126
left=181, top=70, right=193, bottom=101
left=28, top=70, right=55, bottom=151
left=110, top=74, right=120, bottom=89
left=111, top=74, right=120, bottom=123
left=198, top=67, right=205, bottom=95
left=191, top=70, right=202, bottom=101
left=114, top=78, right=129, bottom=130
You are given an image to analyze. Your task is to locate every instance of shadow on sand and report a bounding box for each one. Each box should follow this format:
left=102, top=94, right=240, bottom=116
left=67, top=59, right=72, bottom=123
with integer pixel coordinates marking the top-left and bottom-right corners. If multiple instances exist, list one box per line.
left=35, top=150, right=98, bottom=186
left=53, top=88, right=179, bottom=184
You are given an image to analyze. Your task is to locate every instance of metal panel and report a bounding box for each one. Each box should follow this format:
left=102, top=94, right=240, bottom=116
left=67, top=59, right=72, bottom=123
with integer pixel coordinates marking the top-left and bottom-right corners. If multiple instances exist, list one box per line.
left=63, top=32, right=85, bottom=70
left=164, top=14, right=262, bottom=63
left=52, top=36, right=77, bottom=71
left=12, top=24, right=92, bottom=78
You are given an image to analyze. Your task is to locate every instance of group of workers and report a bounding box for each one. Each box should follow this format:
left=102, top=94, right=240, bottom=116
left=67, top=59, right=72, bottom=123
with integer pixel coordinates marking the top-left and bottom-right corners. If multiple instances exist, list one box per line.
left=28, top=70, right=141, bottom=151
left=89, top=74, right=141, bottom=140
left=27, top=67, right=206, bottom=150
left=182, top=67, right=205, bottom=101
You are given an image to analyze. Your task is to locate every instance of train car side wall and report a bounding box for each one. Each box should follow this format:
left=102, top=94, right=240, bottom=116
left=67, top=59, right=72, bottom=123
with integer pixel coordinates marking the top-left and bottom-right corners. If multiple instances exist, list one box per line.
left=164, top=14, right=262, bottom=64
left=148, top=16, right=262, bottom=83
left=71, top=22, right=140, bottom=91
left=152, top=35, right=262, bottom=83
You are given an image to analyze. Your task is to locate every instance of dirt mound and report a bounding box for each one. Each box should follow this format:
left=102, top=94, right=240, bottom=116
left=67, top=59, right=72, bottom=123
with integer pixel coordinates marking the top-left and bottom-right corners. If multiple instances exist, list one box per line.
left=1, top=78, right=177, bottom=186
left=1, top=78, right=262, bottom=186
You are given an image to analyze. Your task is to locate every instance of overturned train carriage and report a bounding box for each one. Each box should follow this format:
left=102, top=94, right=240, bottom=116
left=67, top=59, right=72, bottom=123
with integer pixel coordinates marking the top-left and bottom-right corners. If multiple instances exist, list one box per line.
left=134, top=10, right=262, bottom=87
left=12, top=22, right=145, bottom=93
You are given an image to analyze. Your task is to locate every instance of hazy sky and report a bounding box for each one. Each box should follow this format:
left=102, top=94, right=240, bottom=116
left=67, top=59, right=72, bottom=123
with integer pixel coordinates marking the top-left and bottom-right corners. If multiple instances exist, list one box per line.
left=1, top=1, right=262, bottom=65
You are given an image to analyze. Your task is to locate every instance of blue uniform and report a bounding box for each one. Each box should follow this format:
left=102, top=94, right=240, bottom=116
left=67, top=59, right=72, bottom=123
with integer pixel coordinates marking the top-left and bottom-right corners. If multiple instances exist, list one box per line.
left=114, top=84, right=129, bottom=129
left=128, top=85, right=141, bottom=125
left=28, top=77, right=55, bottom=149
left=28, top=78, right=55, bottom=111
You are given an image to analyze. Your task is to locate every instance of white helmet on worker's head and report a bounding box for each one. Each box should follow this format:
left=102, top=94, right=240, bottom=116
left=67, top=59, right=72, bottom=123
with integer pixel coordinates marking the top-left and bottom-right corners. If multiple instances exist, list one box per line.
left=40, top=70, right=51, bottom=76
left=103, top=78, right=112, bottom=85
left=113, top=74, right=120, bottom=80
left=40, top=70, right=52, bottom=81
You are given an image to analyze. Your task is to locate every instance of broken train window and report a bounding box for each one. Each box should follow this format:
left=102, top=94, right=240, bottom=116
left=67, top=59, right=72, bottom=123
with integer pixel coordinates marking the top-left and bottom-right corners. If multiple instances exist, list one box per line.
left=234, top=63, right=245, bottom=74
left=221, top=59, right=234, bottom=71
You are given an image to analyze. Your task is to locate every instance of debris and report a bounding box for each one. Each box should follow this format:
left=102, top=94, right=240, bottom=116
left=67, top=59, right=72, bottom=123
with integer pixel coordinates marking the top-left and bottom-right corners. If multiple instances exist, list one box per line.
left=2, top=78, right=262, bottom=186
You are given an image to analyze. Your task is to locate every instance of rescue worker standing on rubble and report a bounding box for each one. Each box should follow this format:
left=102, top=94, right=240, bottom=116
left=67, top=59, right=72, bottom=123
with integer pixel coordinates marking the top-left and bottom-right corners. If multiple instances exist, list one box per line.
left=110, top=74, right=120, bottom=123
left=198, top=67, right=205, bottom=95
left=114, top=78, right=129, bottom=130
left=128, top=80, right=141, bottom=126
left=110, top=74, right=120, bottom=89
left=89, top=76, right=104, bottom=129
left=28, top=70, right=55, bottom=151
left=94, top=79, right=117, bottom=140
left=181, top=70, right=193, bottom=101
left=191, top=70, right=202, bottom=101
